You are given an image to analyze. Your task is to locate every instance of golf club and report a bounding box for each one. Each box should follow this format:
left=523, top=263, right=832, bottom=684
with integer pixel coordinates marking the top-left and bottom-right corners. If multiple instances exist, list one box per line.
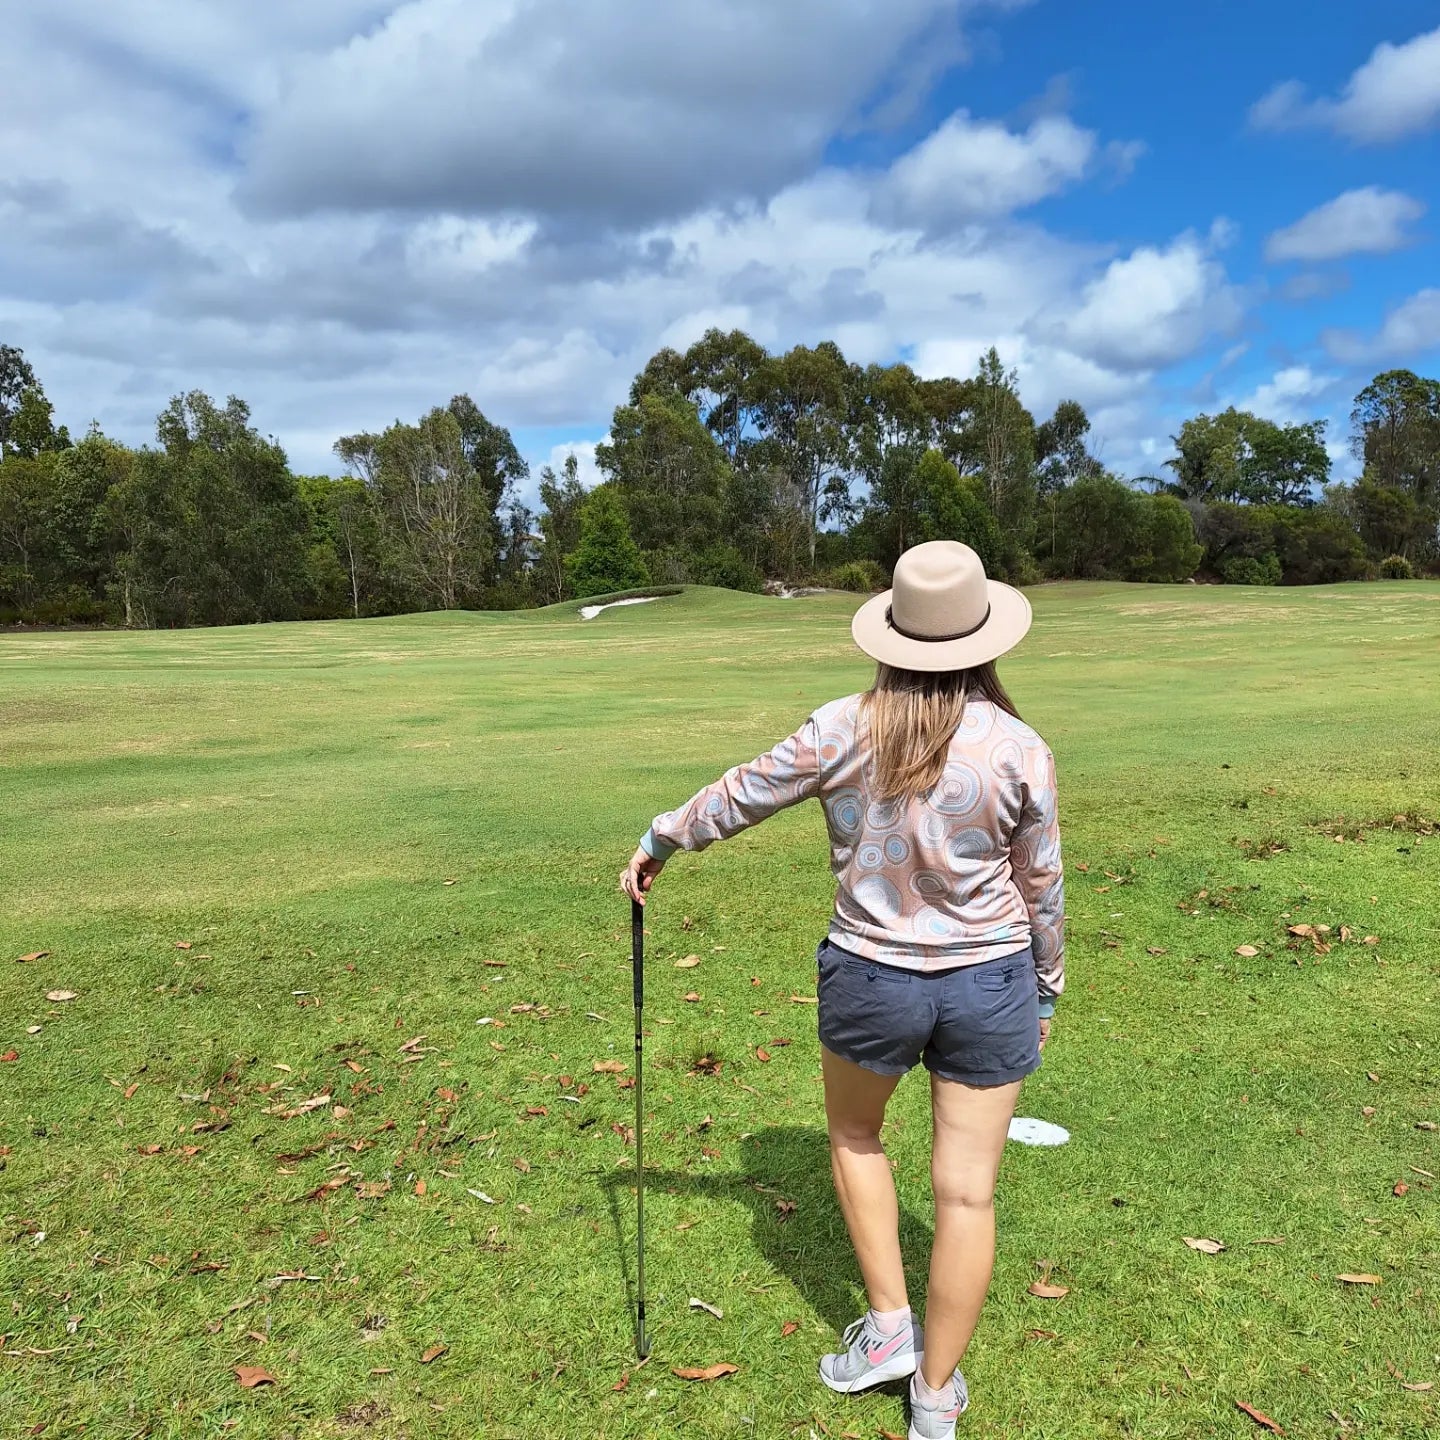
left=631, top=895, right=650, bottom=1359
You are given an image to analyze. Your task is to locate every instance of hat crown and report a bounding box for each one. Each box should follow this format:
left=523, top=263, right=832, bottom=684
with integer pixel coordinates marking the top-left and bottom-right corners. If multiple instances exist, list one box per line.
left=890, top=541, right=988, bottom=640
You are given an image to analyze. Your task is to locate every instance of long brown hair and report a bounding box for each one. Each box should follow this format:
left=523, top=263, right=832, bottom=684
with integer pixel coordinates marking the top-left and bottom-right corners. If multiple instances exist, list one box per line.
left=861, top=661, right=1022, bottom=802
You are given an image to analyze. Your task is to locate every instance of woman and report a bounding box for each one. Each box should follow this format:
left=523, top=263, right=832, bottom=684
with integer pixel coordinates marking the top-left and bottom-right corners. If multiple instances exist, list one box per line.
left=620, top=541, right=1064, bottom=1440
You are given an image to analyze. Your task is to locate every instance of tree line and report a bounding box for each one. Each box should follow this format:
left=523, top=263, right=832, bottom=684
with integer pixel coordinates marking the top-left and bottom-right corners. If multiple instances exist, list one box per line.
left=1, top=335, right=1436, bottom=627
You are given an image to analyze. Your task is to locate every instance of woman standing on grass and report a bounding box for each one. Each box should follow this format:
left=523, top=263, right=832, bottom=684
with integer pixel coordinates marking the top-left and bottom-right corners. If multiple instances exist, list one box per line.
left=621, top=541, right=1064, bottom=1440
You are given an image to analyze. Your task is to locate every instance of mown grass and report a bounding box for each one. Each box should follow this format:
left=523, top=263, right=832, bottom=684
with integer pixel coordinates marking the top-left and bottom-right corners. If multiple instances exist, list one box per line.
left=1, top=581, right=1437, bottom=1440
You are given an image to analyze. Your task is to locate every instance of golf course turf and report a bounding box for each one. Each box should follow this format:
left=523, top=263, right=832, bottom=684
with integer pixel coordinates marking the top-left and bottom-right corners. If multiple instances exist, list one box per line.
left=1, top=581, right=1437, bottom=1439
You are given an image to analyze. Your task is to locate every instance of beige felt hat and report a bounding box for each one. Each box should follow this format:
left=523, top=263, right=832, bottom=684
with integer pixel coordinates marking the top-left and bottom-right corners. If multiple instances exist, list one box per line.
left=851, top=540, right=1032, bottom=673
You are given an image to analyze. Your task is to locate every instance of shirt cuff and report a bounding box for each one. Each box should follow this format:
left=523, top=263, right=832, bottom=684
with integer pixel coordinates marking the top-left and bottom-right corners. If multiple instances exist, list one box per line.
left=640, top=827, right=678, bottom=861
left=1037, top=999, right=1056, bottom=1020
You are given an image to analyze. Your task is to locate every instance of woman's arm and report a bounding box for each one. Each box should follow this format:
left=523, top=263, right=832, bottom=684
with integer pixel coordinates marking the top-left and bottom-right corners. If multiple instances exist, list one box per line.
left=621, top=717, right=821, bottom=904
left=1011, top=745, right=1065, bottom=1019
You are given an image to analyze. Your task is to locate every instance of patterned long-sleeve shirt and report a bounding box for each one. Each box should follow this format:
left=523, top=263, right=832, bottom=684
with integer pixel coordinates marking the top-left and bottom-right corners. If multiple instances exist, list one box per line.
left=641, top=694, right=1065, bottom=1015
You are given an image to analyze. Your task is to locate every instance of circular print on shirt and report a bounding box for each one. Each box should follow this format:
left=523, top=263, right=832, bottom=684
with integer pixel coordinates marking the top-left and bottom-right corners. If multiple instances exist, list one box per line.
left=852, top=873, right=903, bottom=922
left=991, top=737, right=1025, bottom=780
left=926, top=760, right=984, bottom=819
left=917, top=810, right=949, bottom=849
left=910, top=904, right=959, bottom=940
left=818, top=724, right=852, bottom=771
left=945, top=826, right=993, bottom=868
left=957, top=703, right=996, bottom=745
left=856, top=840, right=886, bottom=872
left=909, top=868, right=950, bottom=900
left=828, top=786, right=864, bottom=841
left=883, top=833, right=910, bottom=865
left=865, top=796, right=905, bottom=832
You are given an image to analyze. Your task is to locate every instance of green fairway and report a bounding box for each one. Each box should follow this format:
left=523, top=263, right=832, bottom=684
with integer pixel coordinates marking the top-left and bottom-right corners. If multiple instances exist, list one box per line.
left=2, top=582, right=1438, bottom=1440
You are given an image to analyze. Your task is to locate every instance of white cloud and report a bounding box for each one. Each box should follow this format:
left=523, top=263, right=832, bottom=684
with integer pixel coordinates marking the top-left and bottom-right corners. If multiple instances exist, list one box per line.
left=1051, top=231, right=1244, bottom=371
left=1323, top=288, right=1440, bottom=364
left=539, top=439, right=605, bottom=490
left=1232, top=365, right=1338, bottom=425
left=881, top=111, right=1098, bottom=226
left=1265, top=187, right=1424, bottom=263
left=1250, top=25, right=1440, bottom=142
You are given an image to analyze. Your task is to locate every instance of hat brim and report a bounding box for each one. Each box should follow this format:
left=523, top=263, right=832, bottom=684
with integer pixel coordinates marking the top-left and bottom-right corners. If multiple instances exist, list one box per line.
left=850, top=580, right=1032, bottom=673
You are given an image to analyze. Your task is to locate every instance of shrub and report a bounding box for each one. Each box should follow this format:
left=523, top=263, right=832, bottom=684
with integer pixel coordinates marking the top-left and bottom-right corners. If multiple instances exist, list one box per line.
left=689, top=544, right=765, bottom=593
left=826, top=560, right=889, bottom=593
left=1219, top=553, right=1282, bottom=586
left=1379, top=554, right=1415, bottom=579
left=1268, top=505, right=1370, bottom=584
left=564, top=486, right=649, bottom=599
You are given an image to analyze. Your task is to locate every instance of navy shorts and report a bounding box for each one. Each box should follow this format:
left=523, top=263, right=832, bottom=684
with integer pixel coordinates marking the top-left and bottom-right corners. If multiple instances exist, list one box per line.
left=817, top=938, right=1042, bottom=1087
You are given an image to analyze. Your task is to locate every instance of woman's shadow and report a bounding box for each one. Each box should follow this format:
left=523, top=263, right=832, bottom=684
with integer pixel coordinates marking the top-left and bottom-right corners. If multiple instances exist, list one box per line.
left=601, top=1125, right=934, bottom=1348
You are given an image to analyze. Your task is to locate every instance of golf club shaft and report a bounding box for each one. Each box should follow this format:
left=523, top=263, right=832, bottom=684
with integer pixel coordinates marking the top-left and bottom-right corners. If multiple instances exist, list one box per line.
left=631, top=896, right=649, bottom=1358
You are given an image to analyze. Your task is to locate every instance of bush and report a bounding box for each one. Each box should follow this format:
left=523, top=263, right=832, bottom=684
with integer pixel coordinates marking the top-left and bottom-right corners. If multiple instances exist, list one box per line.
left=565, top=486, right=649, bottom=598
left=1133, top=495, right=1202, bottom=582
left=826, top=559, right=889, bottom=593
left=1379, top=554, right=1415, bottom=579
left=1219, top=553, right=1282, bottom=586
left=689, top=544, right=764, bottom=593
left=1269, top=506, right=1370, bottom=584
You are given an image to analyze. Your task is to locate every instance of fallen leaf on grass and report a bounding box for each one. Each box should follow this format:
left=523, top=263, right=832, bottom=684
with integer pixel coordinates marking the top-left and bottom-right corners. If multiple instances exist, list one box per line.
left=1028, top=1282, right=1069, bottom=1299
left=1416, top=1120, right=1438, bottom=1132
left=593, top=1060, right=627, bottom=1074
left=45, top=990, right=78, bottom=1003
left=1025, top=1328, right=1059, bottom=1341
left=301, top=1176, right=351, bottom=1202
left=755, top=1047, right=772, bottom=1063
left=612, top=1123, right=635, bottom=1146
left=1235, top=945, right=1259, bottom=958
left=175, top=941, right=193, bottom=951
left=1235, top=1399, right=1285, bottom=1434
left=18, top=951, right=49, bottom=963
left=880, top=1431, right=907, bottom=1440
left=413, top=1180, right=426, bottom=1196
left=612, top=1372, right=629, bottom=1391
left=1337, top=1274, right=1381, bottom=1286
left=682, top=991, right=701, bottom=1003
left=274, top=1093, right=331, bottom=1119
left=1401, top=1381, right=1434, bottom=1393
left=123, top=1082, right=139, bottom=1099
left=1392, top=1182, right=1409, bottom=1197
left=136, top=1143, right=163, bottom=1155
left=1183, top=1237, right=1225, bottom=1254
left=789, top=994, right=818, bottom=1005
left=775, top=1198, right=796, bottom=1221
left=436, top=1087, right=459, bottom=1103
left=690, top=1054, right=723, bottom=1076
left=420, top=1343, right=447, bottom=1364
left=689, top=1298, right=723, bottom=1319
left=234, top=1365, right=276, bottom=1388
left=398, top=1034, right=427, bottom=1052
left=1366, top=1072, right=1379, bottom=1083
left=674, top=954, right=702, bottom=969
left=467, top=1190, right=496, bottom=1204
left=1362, top=1106, right=1376, bottom=1118
left=1146, top=946, right=1168, bottom=956
left=780, top=1321, right=799, bottom=1338
left=357, top=1180, right=391, bottom=1199
left=0, top=1050, right=18, bottom=1063
left=513, top=1158, right=531, bottom=1174
left=672, top=1363, right=738, bottom=1381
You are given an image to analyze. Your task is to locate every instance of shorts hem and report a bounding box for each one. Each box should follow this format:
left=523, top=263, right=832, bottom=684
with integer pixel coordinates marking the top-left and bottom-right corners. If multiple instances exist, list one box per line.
left=924, top=1054, right=1041, bottom=1087
left=818, top=1040, right=911, bottom=1078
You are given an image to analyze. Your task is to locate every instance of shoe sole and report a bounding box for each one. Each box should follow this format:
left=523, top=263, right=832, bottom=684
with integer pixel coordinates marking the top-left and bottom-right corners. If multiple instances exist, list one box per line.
left=818, top=1347, right=924, bottom=1394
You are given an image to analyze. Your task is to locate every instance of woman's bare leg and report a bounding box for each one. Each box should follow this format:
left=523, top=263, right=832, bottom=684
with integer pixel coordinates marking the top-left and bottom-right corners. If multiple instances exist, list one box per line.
left=921, top=1073, right=1022, bottom=1388
left=820, top=1044, right=907, bottom=1313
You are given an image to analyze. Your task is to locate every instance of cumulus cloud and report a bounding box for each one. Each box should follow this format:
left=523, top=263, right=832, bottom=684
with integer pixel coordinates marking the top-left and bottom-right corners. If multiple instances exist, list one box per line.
left=1265, top=187, right=1425, bottom=263
left=238, top=0, right=1013, bottom=225
left=1250, top=25, right=1440, bottom=142
left=1049, top=231, right=1244, bottom=372
left=1232, top=365, right=1339, bottom=425
left=1323, top=288, right=1440, bottom=364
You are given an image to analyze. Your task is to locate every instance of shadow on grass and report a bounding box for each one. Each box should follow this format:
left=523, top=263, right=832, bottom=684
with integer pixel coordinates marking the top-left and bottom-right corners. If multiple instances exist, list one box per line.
left=598, top=1125, right=935, bottom=1351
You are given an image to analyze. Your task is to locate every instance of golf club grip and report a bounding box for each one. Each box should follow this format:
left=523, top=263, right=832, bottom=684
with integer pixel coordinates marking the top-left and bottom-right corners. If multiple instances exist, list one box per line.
left=631, top=897, right=644, bottom=1010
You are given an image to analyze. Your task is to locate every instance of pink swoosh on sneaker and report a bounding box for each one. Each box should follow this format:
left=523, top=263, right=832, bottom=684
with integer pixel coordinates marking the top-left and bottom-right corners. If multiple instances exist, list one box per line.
left=864, top=1329, right=909, bottom=1365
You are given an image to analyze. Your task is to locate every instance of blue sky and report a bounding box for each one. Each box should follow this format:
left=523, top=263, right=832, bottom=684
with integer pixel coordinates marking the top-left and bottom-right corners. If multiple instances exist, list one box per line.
left=2, top=1, right=1438, bottom=501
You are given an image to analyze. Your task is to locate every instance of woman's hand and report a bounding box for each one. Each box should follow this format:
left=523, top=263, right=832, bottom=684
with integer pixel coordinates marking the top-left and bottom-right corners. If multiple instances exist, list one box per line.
left=1038, top=1016, right=1052, bottom=1051
left=620, top=845, right=665, bottom=905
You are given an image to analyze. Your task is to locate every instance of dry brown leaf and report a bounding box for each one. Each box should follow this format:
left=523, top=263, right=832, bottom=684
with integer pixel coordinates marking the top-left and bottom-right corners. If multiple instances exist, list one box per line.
left=780, top=1321, right=799, bottom=1338
left=755, top=1047, right=772, bottom=1063
left=674, top=954, right=702, bottom=969
left=789, top=994, right=818, bottom=1005
left=612, top=1372, right=630, bottom=1392
left=1235, top=945, right=1259, bottom=958
left=682, top=991, right=701, bottom=1003
left=420, top=1343, right=447, bottom=1364
left=1362, top=1106, right=1376, bottom=1117
left=1417, top=1120, right=1438, bottom=1131
left=413, top=1180, right=426, bottom=1196
left=775, top=1198, right=796, bottom=1221
left=593, top=1060, right=627, bottom=1074
left=1287, top=924, right=1317, bottom=939
left=1025, top=1328, right=1059, bottom=1341
left=671, top=1362, right=738, bottom=1381
left=513, top=1157, right=532, bottom=1174
left=1028, top=1282, right=1069, bottom=1299
left=278, top=1093, right=331, bottom=1119
left=1250, top=1236, right=1286, bottom=1245
left=357, top=1180, right=391, bottom=1199
left=18, top=951, right=48, bottom=963
left=234, top=1365, right=276, bottom=1388
left=123, top=1082, right=140, bottom=1100
left=689, top=1297, right=723, bottom=1319
left=525, top=1105, right=548, bottom=1116
left=1146, top=946, right=1168, bottom=956
left=1402, top=1381, right=1434, bottom=1392
left=1337, top=1273, right=1381, bottom=1285
left=302, top=1175, right=350, bottom=1202
left=436, top=1087, right=459, bottom=1103
left=136, top=1143, right=163, bottom=1155
left=612, top=1123, right=635, bottom=1146
left=398, top=1034, right=427, bottom=1052
left=45, top=990, right=78, bottom=1003
left=1183, top=1237, right=1225, bottom=1254
left=0, top=1050, right=17, bottom=1063
left=1361, top=935, right=1379, bottom=945
left=175, top=941, right=193, bottom=951
left=691, top=1054, right=723, bottom=1076
left=1392, top=1182, right=1409, bottom=1197
left=1366, top=1072, right=1380, bottom=1083
left=1235, top=1399, right=1285, bottom=1435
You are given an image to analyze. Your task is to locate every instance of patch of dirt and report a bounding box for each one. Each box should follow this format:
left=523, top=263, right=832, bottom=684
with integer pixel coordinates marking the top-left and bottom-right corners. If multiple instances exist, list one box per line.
left=1312, top=812, right=1437, bottom=843
left=337, top=1400, right=392, bottom=1431
left=1233, top=834, right=1290, bottom=860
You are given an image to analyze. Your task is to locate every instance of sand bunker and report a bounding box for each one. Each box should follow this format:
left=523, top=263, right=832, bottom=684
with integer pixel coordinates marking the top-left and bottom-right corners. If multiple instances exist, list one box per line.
left=578, top=596, right=661, bottom=620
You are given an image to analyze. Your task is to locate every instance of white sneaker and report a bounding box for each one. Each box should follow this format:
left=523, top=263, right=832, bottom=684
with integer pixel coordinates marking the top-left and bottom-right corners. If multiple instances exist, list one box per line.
left=818, top=1311, right=924, bottom=1394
